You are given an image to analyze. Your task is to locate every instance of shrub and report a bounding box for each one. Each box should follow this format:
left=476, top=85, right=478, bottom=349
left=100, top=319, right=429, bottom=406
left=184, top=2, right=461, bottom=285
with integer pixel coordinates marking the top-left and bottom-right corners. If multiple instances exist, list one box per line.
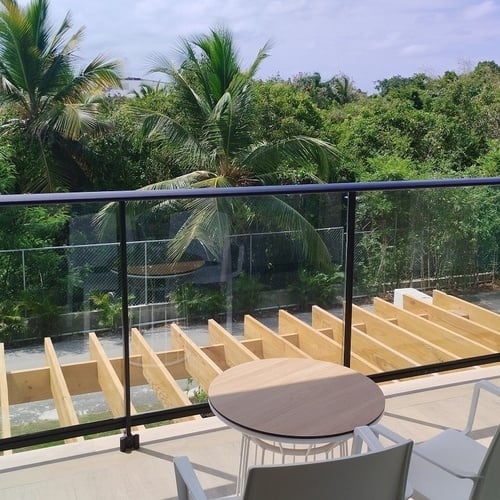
left=171, top=284, right=226, bottom=321
left=232, top=273, right=267, bottom=315
left=289, top=266, right=344, bottom=310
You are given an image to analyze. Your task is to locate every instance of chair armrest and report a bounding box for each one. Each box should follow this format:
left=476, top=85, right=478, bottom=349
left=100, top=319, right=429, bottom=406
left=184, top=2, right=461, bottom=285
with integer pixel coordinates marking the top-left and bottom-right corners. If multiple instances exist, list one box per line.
left=174, top=456, right=208, bottom=500
left=352, top=425, right=386, bottom=454
left=369, top=423, right=411, bottom=445
left=464, top=380, right=500, bottom=434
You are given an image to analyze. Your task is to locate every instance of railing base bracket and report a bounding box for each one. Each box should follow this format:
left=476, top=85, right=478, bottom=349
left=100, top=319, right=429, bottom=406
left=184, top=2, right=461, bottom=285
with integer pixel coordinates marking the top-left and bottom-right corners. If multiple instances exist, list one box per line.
left=120, top=433, right=140, bottom=453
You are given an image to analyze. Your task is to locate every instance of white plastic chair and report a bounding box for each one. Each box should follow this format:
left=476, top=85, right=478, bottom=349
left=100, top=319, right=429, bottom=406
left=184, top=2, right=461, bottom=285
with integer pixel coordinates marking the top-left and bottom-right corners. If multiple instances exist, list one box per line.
left=370, top=379, right=500, bottom=500
left=174, top=426, right=413, bottom=500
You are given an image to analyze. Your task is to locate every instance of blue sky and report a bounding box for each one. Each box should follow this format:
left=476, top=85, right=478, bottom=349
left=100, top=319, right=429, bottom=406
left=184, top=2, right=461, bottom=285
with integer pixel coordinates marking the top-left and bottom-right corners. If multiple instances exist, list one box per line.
left=31, top=0, right=500, bottom=92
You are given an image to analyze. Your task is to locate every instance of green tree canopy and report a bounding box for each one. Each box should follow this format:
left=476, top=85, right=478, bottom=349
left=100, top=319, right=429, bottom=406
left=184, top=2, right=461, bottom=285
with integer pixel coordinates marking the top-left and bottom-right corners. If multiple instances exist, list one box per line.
left=96, top=27, right=340, bottom=270
left=0, top=0, right=121, bottom=192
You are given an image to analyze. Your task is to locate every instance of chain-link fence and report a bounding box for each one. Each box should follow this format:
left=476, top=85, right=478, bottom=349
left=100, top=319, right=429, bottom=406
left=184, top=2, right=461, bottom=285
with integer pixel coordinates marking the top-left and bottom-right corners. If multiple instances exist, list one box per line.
left=0, top=226, right=345, bottom=314
left=0, top=220, right=496, bottom=339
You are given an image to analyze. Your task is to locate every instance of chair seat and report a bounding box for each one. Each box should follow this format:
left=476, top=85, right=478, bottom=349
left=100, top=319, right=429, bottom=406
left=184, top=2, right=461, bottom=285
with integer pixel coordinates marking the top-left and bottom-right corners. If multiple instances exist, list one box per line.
left=409, top=429, right=487, bottom=500
left=416, top=429, right=487, bottom=473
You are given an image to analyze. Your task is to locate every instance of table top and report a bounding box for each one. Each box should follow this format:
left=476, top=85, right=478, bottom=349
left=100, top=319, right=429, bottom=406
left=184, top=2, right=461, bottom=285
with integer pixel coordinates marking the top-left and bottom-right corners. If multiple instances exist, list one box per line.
left=208, top=358, right=385, bottom=441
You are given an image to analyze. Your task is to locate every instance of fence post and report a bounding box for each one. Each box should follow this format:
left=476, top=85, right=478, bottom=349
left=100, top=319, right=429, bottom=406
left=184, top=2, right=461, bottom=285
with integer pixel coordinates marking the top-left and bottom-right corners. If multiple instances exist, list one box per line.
left=22, top=249, right=26, bottom=291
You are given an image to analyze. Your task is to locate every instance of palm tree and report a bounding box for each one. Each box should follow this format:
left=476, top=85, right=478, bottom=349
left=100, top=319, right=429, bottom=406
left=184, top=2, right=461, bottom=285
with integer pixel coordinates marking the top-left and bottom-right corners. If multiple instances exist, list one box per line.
left=96, top=27, right=340, bottom=270
left=0, top=0, right=121, bottom=192
left=330, top=74, right=361, bottom=105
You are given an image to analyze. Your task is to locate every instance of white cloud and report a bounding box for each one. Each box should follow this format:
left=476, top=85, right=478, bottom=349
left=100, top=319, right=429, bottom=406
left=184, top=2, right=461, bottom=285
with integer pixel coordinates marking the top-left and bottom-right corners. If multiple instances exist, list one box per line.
left=462, top=1, right=498, bottom=20
left=373, top=32, right=404, bottom=50
left=13, top=0, right=500, bottom=92
left=401, top=44, right=430, bottom=56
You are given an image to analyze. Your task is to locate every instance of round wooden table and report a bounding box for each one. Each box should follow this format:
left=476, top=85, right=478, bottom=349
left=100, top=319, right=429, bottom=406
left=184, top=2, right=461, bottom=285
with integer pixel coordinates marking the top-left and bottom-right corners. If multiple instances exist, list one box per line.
left=209, top=357, right=385, bottom=441
left=209, top=358, right=385, bottom=492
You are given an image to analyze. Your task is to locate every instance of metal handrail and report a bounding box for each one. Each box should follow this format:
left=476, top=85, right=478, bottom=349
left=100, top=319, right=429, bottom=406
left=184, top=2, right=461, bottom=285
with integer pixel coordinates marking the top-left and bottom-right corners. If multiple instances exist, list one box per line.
left=0, top=177, right=499, bottom=206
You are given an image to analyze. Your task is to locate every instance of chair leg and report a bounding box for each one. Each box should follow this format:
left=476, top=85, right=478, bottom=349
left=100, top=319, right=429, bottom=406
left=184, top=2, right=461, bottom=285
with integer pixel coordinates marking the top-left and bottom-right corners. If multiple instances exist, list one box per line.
left=237, top=434, right=250, bottom=496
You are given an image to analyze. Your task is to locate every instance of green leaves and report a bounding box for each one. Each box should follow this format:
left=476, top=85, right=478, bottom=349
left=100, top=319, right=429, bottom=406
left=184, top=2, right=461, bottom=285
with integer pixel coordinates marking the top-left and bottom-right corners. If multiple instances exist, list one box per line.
left=0, top=0, right=121, bottom=191
left=120, top=27, right=340, bottom=270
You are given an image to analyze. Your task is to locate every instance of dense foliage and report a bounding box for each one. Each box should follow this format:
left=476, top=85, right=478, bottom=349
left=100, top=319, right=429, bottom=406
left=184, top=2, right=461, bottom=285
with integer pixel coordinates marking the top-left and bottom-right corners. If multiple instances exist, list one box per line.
left=94, top=27, right=339, bottom=273
left=0, top=0, right=121, bottom=192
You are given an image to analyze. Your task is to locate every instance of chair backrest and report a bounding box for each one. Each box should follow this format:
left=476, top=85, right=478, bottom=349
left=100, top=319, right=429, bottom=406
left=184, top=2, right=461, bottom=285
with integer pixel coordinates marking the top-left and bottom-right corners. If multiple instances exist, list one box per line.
left=242, top=439, right=413, bottom=500
left=471, top=426, right=500, bottom=500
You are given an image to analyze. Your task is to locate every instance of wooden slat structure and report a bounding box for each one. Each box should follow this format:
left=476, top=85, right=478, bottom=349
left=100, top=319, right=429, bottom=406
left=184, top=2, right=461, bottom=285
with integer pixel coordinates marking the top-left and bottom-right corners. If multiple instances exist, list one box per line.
left=278, top=309, right=343, bottom=363
left=403, top=295, right=500, bottom=351
left=89, top=332, right=127, bottom=417
left=244, top=315, right=310, bottom=359
left=44, top=338, right=83, bottom=444
left=130, top=328, right=196, bottom=418
left=0, top=289, right=499, bottom=452
left=207, top=319, right=259, bottom=367
left=432, top=290, right=500, bottom=332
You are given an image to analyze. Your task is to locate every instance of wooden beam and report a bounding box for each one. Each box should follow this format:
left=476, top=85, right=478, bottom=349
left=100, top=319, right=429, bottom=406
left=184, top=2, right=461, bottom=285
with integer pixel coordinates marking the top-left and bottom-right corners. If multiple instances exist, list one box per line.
left=351, top=324, right=418, bottom=372
left=130, top=328, right=196, bottom=418
left=170, top=323, right=223, bottom=391
left=244, top=315, right=311, bottom=359
left=193, top=344, right=227, bottom=370
left=7, top=368, right=51, bottom=404
left=278, top=310, right=343, bottom=364
left=0, top=343, right=11, bottom=453
left=352, top=305, right=452, bottom=365
left=155, top=350, right=189, bottom=379
left=240, top=338, right=264, bottom=358
left=7, top=361, right=125, bottom=405
left=88, top=334, right=125, bottom=415
left=44, top=338, right=83, bottom=444
left=208, top=319, right=259, bottom=366
left=89, top=334, right=144, bottom=431
left=403, top=295, right=499, bottom=352
left=432, top=290, right=500, bottom=332
left=279, top=332, right=300, bottom=347
left=374, top=298, right=491, bottom=358
left=311, top=306, right=344, bottom=343
left=311, top=306, right=393, bottom=373
left=6, top=349, right=194, bottom=406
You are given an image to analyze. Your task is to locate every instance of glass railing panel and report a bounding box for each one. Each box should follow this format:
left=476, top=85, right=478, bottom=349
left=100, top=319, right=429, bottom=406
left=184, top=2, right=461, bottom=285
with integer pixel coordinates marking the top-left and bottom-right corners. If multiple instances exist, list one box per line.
left=123, top=191, right=348, bottom=420
left=0, top=202, right=124, bottom=447
left=352, top=185, right=500, bottom=374
left=1, top=180, right=498, bottom=450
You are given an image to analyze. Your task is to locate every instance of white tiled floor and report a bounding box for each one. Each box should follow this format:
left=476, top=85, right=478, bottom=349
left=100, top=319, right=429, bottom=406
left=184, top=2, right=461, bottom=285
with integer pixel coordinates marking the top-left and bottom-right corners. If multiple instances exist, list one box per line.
left=1, top=365, right=499, bottom=499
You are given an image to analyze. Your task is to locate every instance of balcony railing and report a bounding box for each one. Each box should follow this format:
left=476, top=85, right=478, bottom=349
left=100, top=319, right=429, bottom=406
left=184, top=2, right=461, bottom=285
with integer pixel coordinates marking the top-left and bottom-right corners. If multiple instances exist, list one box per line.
left=0, top=177, right=499, bottom=452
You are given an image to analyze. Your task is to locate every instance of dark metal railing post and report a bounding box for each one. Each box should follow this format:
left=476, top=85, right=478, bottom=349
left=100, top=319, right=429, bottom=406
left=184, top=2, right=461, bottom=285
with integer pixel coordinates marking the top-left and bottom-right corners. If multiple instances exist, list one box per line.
left=118, top=201, right=139, bottom=452
left=343, top=192, right=357, bottom=367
